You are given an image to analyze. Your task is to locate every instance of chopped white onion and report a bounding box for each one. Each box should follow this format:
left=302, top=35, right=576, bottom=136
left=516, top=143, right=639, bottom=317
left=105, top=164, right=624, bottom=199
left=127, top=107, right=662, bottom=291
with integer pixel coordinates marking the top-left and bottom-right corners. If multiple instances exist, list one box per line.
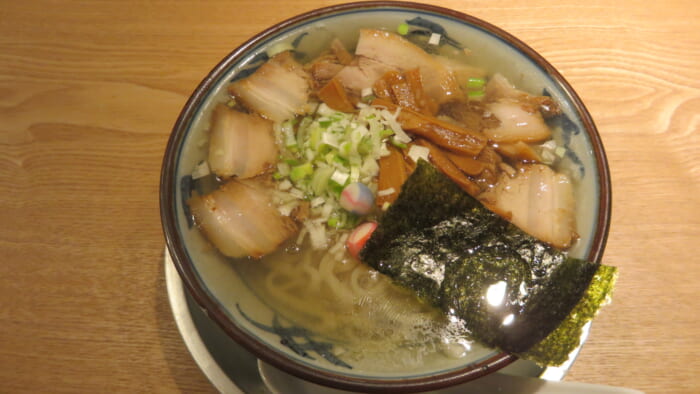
left=541, top=140, right=557, bottom=150
left=316, top=103, right=336, bottom=116
left=191, top=161, right=211, bottom=180
left=289, top=188, right=305, bottom=199
left=379, top=143, right=391, bottom=157
left=305, top=221, right=327, bottom=249
left=278, top=201, right=298, bottom=216
left=278, top=179, right=292, bottom=191
left=321, top=202, right=334, bottom=219
left=541, top=150, right=556, bottom=165
left=322, top=132, right=340, bottom=148
left=408, top=144, right=430, bottom=163
left=379, top=108, right=411, bottom=144
left=377, top=187, right=396, bottom=197
left=277, top=162, right=290, bottom=176
left=331, top=170, right=349, bottom=186
left=355, top=124, right=369, bottom=138
left=310, top=196, right=325, bottom=208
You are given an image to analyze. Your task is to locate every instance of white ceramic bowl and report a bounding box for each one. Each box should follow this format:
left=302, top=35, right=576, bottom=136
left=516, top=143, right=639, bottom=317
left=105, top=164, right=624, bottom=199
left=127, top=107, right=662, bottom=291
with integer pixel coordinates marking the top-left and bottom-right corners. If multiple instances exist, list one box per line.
left=160, top=2, right=611, bottom=392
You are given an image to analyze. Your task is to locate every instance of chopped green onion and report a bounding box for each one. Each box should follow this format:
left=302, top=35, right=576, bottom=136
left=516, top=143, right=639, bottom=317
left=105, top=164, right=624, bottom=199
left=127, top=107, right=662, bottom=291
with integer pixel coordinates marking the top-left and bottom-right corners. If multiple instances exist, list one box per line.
left=349, top=165, right=360, bottom=183
left=327, top=215, right=340, bottom=228
left=343, top=213, right=360, bottom=229
left=333, top=154, right=349, bottom=167
left=467, top=77, right=486, bottom=89
left=309, top=126, right=322, bottom=149
left=391, top=138, right=408, bottom=149
left=361, top=94, right=376, bottom=104
left=397, top=23, right=409, bottom=36
left=310, top=166, right=334, bottom=195
left=357, top=136, right=374, bottom=155
left=328, top=181, right=344, bottom=196
left=284, top=135, right=298, bottom=149
left=290, top=162, right=313, bottom=182
left=273, top=102, right=415, bottom=237
left=339, top=141, right=352, bottom=158
left=468, top=90, right=485, bottom=99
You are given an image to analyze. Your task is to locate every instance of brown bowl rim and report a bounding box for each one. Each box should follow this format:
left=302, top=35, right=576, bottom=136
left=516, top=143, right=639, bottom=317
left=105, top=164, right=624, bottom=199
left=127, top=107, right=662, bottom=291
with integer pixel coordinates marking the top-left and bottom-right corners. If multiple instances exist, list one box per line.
left=160, top=1, right=611, bottom=392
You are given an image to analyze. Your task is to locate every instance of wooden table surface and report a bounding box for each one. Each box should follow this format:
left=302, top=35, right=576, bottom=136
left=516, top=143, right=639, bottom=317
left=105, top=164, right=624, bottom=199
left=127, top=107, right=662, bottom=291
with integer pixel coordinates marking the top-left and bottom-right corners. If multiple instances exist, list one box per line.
left=1, top=1, right=698, bottom=393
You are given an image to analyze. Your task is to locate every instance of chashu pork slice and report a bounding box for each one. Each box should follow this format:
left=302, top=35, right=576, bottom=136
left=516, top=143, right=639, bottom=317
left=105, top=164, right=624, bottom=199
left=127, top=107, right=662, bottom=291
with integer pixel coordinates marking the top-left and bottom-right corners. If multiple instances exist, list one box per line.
left=229, top=51, right=310, bottom=123
left=480, top=164, right=577, bottom=249
left=352, top=29, right=464, bottom=104
left=207, top=104, right=277, bottom=179
left=188, top=178, right=298, bottom=258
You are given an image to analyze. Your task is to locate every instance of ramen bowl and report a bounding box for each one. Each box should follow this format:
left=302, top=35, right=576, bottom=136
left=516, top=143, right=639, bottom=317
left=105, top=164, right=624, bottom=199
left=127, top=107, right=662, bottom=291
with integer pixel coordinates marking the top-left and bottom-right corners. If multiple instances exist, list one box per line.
left=160, top=2, right=611, bottom=392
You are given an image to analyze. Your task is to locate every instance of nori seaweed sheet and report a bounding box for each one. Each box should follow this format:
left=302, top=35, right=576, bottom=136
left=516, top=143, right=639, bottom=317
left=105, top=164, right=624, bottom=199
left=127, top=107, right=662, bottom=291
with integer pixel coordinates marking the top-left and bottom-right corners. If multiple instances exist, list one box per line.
left=360, top=161, right=615, bottom=363
left=519, top=264, right=617, bottom=365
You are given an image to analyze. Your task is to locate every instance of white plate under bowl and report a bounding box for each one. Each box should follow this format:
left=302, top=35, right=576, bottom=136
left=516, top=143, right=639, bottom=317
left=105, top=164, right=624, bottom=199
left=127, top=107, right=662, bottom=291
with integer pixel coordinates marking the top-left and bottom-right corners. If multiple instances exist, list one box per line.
left=165, top=249, right=588, bottom=393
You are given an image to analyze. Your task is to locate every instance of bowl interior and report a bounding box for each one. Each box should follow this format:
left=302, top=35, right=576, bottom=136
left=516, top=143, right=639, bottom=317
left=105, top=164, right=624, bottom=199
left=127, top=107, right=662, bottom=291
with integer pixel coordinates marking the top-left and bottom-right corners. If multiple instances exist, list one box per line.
left=162, top=2, right=609, bottom=391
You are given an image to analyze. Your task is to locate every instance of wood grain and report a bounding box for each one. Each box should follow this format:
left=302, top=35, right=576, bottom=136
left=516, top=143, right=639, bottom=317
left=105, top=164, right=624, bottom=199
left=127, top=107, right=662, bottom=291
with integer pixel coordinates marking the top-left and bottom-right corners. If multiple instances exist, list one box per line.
left=1, top=1, right=698, bottom=393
